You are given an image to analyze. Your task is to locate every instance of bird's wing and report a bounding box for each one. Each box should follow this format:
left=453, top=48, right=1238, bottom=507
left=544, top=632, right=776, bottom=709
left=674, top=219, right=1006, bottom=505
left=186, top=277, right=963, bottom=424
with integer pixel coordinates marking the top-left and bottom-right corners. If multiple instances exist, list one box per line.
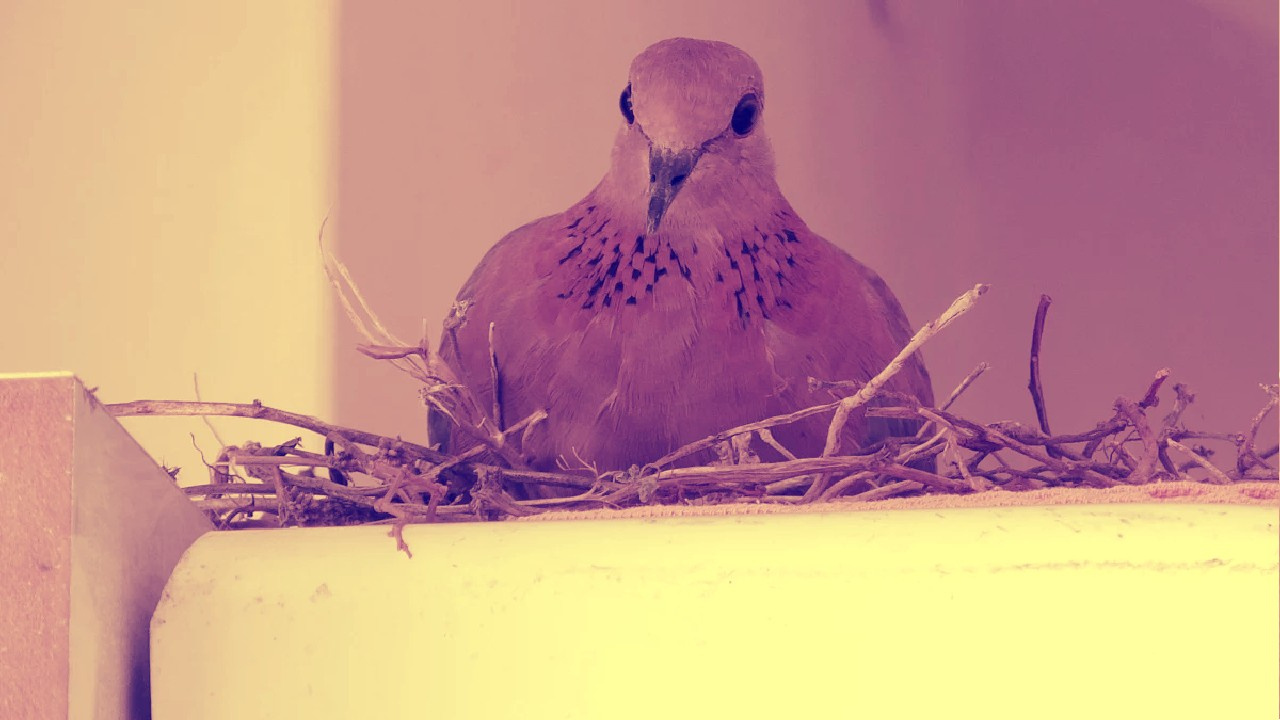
left=761, top=226, right=934, bottom=456
left=438, top=210, right=653, bottom=466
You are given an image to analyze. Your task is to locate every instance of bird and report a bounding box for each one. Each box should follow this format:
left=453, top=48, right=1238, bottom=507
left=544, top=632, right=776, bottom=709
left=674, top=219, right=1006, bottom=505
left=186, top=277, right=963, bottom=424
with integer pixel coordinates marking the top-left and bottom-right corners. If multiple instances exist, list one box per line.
left=435, top=37, right=933, bottom=480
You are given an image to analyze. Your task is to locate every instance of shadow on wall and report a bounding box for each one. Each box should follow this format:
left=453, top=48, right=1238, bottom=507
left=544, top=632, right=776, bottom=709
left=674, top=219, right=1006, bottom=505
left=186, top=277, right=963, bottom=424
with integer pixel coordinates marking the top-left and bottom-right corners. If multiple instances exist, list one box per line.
left=334, top=0, right=1277, bottom=451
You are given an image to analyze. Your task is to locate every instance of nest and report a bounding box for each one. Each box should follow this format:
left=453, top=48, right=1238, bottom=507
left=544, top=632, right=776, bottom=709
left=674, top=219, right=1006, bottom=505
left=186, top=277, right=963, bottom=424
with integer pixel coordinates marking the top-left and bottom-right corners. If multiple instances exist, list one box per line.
left=105, top=235, right=1278, bottom=555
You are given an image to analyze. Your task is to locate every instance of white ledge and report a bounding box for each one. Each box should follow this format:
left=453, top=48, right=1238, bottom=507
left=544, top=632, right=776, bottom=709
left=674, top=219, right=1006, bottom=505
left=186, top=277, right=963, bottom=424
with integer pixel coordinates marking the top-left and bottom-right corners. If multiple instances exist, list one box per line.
left=153, top=502, right=1277, bottom=719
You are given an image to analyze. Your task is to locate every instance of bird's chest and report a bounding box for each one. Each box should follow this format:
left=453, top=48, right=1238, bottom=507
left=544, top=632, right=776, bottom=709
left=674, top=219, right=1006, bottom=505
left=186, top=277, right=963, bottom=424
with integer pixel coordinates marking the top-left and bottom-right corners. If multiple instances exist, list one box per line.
left=518, top=217, right=816, bottom=414
left=541, top=214, right=807, bottom=331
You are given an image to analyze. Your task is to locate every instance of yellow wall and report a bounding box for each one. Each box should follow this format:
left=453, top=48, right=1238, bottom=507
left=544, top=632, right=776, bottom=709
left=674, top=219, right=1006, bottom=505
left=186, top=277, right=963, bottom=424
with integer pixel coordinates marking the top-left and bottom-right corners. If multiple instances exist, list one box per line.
left=0, top=2, right=334, bottom=478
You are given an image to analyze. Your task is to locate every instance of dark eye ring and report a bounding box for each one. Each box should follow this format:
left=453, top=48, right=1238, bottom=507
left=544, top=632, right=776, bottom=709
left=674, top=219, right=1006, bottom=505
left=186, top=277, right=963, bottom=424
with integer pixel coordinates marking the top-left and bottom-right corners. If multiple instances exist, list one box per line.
left=731, top=93, right=761, bottom=136
left=620, top=84, right=635, bottom=125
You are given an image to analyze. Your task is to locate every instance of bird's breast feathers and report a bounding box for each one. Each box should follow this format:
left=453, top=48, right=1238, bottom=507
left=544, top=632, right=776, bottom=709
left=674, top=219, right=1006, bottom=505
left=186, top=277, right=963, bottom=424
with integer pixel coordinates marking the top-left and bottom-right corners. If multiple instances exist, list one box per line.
left=515, top=201, right=827, bottom=329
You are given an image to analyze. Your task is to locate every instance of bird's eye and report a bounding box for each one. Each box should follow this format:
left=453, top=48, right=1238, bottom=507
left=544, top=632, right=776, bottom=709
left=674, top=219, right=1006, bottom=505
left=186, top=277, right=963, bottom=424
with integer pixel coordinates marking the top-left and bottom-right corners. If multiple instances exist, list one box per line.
left=620, top=84, right=635, bottom=125
left=731, top=93, right=760, bottom=136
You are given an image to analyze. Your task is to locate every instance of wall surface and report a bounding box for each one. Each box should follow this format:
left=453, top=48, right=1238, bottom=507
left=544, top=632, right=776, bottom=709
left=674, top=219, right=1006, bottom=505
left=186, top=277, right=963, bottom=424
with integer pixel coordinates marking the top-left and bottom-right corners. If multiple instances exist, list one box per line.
left=0, top=1, right=335, bottom=479
left=334, top=0, right=1277, bottom=454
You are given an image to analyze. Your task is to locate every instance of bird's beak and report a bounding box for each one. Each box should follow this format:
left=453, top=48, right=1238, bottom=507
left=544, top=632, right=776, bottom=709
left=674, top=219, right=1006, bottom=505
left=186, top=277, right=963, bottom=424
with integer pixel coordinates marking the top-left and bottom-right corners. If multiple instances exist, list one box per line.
left=646, top=146, right=702, bottom=235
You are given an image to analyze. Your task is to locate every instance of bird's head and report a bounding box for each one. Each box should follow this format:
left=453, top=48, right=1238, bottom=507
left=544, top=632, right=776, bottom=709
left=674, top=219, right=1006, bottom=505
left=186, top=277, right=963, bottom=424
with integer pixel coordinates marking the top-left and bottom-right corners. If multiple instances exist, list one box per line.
left=607, top=38, right=776, bottom=236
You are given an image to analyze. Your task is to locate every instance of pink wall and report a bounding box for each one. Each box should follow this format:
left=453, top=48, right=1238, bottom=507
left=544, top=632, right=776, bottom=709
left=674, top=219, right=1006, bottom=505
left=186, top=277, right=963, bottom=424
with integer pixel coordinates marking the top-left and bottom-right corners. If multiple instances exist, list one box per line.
left=335, top=1, right=1277, bottom=451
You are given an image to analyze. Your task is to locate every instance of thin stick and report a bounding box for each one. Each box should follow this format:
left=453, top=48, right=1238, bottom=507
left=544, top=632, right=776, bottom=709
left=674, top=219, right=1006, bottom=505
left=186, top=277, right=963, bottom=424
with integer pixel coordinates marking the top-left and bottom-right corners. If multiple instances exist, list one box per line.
left=1028, top=294, right=1054, bottom=436
left=488, top=322, right=503, bottom=429
left=905, top=362, right=990, bottom=443
left=617, top=454, right=966, bottom=504
left=1238, top=384, right=1278, bottom=474
left=357, top=343, right=429, bottom=361
left=822, top=283, right=989, bottom=458
left=319, top=217, right=441, bottom=391
left=844, top=480, right=923, bottom=503
left=478, top=465, right=601, bottom=491
left=105, top=399, right=451, bottom=464
left=818, top=471, right=876, bottom=501
left=806, top=285, right=988, bottom=506
left=642, top=347, right=989, bottom=475
left=756, top=428, right=798, bottom=461
left=199, top=497, right=280, bottom=514
left=900, top=426, right=948, bottom=464
left=185, top=482, right=282, bottom=496
left=318, top=216, right=408, bottom=348
left=940, top=362, right=990, bottom=413
left=470, top=466, right=538, bottom=518
left=920, top=407, right=1119, bottom=487
left=1140, top=368, right=1172, bottom=408
left=1114, top=397, right=1158, bottom=482
left=764, top=475, right=815, bottom=494
left=271, top=467, right=292, bottom=527
left=643, top=401, right=840, bottom=471
left=1166, top=439, right=1234, bottom=484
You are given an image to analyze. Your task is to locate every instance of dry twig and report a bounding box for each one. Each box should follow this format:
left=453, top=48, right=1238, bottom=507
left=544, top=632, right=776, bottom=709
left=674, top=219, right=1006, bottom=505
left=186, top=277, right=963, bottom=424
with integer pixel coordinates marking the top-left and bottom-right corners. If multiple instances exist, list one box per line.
left=822, top=283, right=990, bottom=458
left=1028, top=294, right=1054, bottom=437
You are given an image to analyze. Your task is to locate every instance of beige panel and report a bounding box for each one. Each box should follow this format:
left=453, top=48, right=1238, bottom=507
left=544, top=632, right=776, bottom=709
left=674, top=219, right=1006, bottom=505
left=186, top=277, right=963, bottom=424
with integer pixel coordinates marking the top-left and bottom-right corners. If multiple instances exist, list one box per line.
left=0, top=2, right=335, bottom=481
left=0, top=373, right=212, bottom=718
left=0, top=374, right=74, bottom=719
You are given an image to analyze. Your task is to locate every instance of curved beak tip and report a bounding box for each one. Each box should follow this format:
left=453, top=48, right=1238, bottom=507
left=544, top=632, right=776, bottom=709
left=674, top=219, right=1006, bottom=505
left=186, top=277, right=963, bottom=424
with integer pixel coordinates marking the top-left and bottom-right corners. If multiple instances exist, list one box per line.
left=645, top=146, right=701, bottom=234
left=645, top=197, right=666, bottom=235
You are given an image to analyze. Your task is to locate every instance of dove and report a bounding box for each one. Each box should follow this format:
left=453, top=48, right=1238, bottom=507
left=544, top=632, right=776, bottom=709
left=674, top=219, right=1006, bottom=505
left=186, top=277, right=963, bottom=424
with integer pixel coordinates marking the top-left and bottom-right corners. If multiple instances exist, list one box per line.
left=436, top=37, right=933, bottom=478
